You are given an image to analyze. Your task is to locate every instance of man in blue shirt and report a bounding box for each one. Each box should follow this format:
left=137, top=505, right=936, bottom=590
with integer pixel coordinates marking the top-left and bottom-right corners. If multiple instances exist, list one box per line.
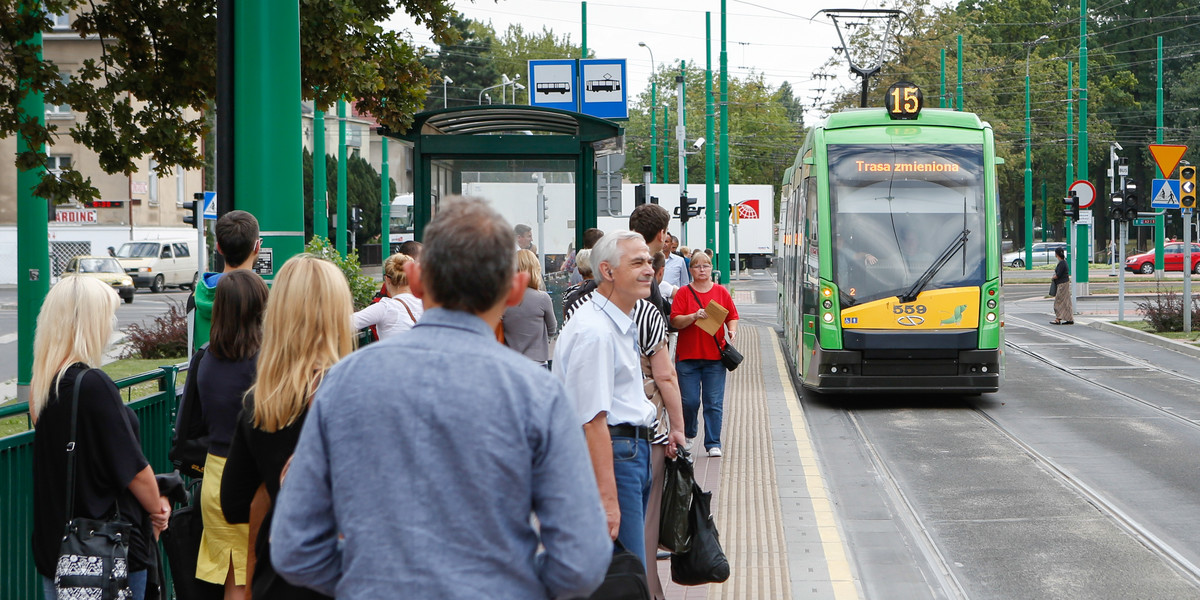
left=662, top=235, right=691, bottom=290
left=554, top=230, right=660, bottom=565
left=270, top=198, right=611, bottom=599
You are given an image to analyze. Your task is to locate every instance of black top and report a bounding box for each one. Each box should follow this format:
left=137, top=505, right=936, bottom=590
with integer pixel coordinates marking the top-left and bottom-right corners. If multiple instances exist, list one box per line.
left=1055, top=259, right=1070, bottom=283
left=196, top=351, right=257, bottom=457
left=32, top=364, right=154, bottom=577
left=221, top=395, right=330, bottom=600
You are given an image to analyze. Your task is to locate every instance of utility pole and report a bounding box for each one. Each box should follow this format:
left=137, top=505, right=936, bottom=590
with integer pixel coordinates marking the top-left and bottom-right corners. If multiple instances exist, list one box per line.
left=337, top=98, right=348, bottom=255
left=956, top=35, right=963, bottom=111
left=705, top=12, right=717, bottom=253
left=1076, top=0, right=1090, bottom=292
left=639, top=42, right=658, bottom=184
left=677, top=62, right=687, bottom=245
left=313, top=107, right=327, bottom=240
left=1155, top=36, right=1165, bottom=270
left=719, top=0, right=731, bottom=279
left=16, top=1, right=49, bottom=404
left=663, top=104, right=670, bottom=184
left=939, top=49, right=946, bottom=108
left=381, top=135, right=390, bottom=255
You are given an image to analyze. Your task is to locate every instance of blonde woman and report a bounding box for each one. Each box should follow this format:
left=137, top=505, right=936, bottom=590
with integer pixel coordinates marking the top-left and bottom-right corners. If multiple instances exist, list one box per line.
left=503, top=249, right=558, bottom=365
left=220, top=255, right=355, bottom=600
left=31, top=277, right=170, bottom=600
left=353, top=253, right=423, bottom=339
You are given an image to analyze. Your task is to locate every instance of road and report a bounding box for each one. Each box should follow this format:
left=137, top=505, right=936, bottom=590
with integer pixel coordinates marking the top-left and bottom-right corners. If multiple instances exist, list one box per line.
left=0, top=286, right=191, bottom=393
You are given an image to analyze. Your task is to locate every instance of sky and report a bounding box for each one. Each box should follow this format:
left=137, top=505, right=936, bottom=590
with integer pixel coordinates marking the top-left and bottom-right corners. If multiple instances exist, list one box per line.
left=385, top=0, right=890, bottom=123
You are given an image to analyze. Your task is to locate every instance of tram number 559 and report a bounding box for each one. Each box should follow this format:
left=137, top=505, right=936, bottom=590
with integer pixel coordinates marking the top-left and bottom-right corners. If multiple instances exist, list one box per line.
left=893, top=304, right=927, bottom=315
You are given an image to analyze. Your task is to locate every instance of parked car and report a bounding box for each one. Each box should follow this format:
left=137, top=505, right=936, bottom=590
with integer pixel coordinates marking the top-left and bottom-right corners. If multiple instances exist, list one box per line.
left=1124, top=243, right=1200, bottom=274
left=1002, top=242, right=1067, bottom=268
left=114, top=239, right=198, bottom=292
left=62, top=256, right=135, bottom=303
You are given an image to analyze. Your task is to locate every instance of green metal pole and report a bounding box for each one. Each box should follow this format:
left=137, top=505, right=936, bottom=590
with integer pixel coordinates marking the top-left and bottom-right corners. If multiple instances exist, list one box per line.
left=381, top=135, right=390, bottom=256
left=650, top=80, right=658, bottom=184
left=313, top=107, right=327, bottom=240
left=1076, top=0, right=1089, bottom=285
left=663, top=105, right=670, bottom=184
left=1042, top=181, right=1048, bottom=242
left=336, top=98, right=348, bottom=256
left=1025, top=64, right=1033, bottom=270
left=1066, top=61, right=1074, bottom=202
left=581, top=1, right=587, bottom=58
left=705, top=12, right=716, bottom=253
left=956, top=35, right=964, bottom=111
left=17, top=1, right=49, bottom=403
left=1155, top=36, right=1164, bottom=270
left=234, top=0, right=304, bottom=280
left=939, top=49, right=946, bottom=108
left=678, top=60, right=687, bottom=247
left=718, top=0, right=730, bottom=279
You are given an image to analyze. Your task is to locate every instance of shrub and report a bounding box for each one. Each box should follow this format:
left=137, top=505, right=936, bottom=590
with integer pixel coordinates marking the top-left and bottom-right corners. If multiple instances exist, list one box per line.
left=1136, top=285, right=1200, bottom=332
left=304, top=235, right=378, bottom=310
left=122, top=299, right=188, bottom=359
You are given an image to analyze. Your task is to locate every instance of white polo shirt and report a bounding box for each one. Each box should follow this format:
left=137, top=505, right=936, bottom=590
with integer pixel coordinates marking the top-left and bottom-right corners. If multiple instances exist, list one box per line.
left=554, top=294, right=657, bottom=428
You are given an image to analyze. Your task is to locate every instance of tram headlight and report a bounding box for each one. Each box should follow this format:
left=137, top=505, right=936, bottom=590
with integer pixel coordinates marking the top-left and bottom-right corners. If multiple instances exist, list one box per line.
left=985, top=312, right=997, bottom=322
left=822, top=299, right=833, bottom=310
left=823, top=312, right=834, bottom=323
left=987, top=299, right=997, bottom=310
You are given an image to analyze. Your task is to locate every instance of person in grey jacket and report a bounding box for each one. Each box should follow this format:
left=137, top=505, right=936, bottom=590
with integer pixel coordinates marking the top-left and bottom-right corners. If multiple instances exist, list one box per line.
left=504, top=249, right=558, bottom=365
left=270, top=198, right=611, bottom=600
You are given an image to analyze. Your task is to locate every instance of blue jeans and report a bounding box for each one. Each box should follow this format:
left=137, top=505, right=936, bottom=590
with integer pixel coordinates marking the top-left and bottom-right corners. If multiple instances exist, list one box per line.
left=677, top=359, right=727, bottom=450
left=611, top=436, right=652, bottom=565
left=44, top=570, right=147, bottom=599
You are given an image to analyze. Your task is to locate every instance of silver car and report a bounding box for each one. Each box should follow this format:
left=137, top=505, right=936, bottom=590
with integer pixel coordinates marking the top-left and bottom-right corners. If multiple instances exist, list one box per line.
left=1003, top=242, right=1066, bottom=268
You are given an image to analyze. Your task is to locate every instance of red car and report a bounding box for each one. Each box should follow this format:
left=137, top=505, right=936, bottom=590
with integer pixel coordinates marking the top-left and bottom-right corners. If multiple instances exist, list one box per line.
left=1125, top=242, right=1200, bottom=274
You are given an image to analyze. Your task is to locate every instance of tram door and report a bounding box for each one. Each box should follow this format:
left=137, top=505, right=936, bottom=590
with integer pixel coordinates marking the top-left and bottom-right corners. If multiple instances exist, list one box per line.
left=800, top=173, right=819, bottom=373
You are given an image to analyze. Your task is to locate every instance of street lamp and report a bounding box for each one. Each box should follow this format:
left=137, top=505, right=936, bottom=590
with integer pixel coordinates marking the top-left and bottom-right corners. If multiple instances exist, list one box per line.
left=443, top=75, right=453, bottom=109
left=479, top=81, right=506, bottom=105
left=1024, top=34, right=1050, bottom=270
left=639, top=42, right=659, bottom=183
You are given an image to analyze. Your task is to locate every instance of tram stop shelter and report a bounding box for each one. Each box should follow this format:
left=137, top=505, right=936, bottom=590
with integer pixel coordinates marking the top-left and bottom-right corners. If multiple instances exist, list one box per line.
left=385, top=105, right=624, bottom=279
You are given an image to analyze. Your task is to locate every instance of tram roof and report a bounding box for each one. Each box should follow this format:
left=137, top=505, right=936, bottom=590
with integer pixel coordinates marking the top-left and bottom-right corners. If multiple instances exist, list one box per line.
left=822, top=107, right=985, bottom=131
left=387, top=105, right=623, bottom=143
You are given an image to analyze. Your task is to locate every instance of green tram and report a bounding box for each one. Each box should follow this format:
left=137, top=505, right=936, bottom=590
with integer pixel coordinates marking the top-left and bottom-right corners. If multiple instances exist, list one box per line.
left=777, top=84, right=1003, bottom=394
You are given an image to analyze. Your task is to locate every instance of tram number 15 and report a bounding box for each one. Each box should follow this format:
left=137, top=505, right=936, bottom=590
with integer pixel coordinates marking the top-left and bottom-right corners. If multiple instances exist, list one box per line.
left=886, top=82, right=923, bottom=119
left=893, top=304, right=927, bottom=315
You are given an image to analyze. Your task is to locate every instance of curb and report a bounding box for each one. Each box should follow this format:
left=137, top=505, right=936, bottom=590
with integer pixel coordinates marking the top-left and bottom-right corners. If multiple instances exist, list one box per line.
left=1085, top=320, right=1200, bottom=361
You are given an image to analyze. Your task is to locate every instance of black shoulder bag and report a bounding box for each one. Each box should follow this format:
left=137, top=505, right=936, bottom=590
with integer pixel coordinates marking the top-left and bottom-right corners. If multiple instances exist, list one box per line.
left=687, top=286, right=743, bottom=372
left=56, top=368, right=134, bottom=600
left=170, top=345, right=210, bottom=478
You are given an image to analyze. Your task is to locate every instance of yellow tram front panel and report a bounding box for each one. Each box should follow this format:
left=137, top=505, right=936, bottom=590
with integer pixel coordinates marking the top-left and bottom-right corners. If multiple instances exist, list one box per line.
left=839, top=287, right=980, bottom=330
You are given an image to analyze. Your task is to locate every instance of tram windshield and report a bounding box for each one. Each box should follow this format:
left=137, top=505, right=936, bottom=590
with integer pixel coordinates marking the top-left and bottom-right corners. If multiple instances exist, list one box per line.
left=828, top=144, right=986, bottom=306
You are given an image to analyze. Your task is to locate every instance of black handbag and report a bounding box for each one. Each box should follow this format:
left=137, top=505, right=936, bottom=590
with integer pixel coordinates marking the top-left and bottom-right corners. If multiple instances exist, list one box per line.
left=586, top=541, right=650, bottom=600
left=1049, top=280, right=1058, bottom=297
left=659, top=449, right=694, bottom=553
left=669, top=482, right=730, bottom=586
left=170, top=346, right=210, bottom=479
left=686, top=286, right=742, bottom=371
left=55, top=369, right=134, bottom=600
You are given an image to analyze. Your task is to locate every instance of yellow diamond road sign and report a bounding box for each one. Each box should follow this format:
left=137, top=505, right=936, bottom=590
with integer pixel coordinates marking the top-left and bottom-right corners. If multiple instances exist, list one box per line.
left=1149, top=144, right=1187, bottom=178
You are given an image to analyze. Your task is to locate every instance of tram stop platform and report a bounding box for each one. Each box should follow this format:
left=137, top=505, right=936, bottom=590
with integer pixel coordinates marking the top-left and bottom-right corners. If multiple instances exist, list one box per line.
left=658, top=282, right=859, bottom=600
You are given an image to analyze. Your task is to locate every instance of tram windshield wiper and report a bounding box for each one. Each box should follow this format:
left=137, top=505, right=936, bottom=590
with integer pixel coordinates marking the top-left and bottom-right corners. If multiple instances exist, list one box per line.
left=898, top=228, right=969, bottom=304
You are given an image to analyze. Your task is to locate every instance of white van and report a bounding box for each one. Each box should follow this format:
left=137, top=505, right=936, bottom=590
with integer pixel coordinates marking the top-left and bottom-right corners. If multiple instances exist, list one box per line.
left=114, top=239, right=199, bottom=292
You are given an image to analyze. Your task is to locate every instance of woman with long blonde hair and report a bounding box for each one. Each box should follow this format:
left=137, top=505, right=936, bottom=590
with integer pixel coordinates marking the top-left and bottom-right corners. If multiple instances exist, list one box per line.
left=30, top=277, right=170, bottom=600
left=502, top=249, right=557, bottom=366
left=219, top=254, right=355, bottom=600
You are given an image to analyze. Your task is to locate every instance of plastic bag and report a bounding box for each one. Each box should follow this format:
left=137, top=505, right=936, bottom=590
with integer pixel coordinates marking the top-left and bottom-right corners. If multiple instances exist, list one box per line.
left=670, top=482, right=730, bottom=585
left=659, top=450, right=694, bottom=553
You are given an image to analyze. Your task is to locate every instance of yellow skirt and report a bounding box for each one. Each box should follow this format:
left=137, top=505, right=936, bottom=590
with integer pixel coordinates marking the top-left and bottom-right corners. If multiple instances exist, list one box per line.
left=196, top=453, right=249, bottom=586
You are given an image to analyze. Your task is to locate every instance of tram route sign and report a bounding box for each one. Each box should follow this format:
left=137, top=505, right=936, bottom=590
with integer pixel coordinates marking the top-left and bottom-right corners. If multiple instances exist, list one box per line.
left=528, top=59, right=578, bottom=112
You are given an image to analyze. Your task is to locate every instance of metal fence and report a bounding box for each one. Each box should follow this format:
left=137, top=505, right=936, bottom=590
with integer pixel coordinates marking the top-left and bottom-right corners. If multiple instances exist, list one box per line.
left=50, top=241, right=93, bottom=278
left=0, top=363, right=184, bottom=600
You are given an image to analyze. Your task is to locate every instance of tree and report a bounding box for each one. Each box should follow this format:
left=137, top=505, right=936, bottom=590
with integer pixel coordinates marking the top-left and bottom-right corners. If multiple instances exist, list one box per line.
left=0, top=0, right=454, bottom=204
left=302, top=148, right=396, bottom=244
left=421, top=13, right=499, bottom=110
left=491, top=24, right=584, bottom=105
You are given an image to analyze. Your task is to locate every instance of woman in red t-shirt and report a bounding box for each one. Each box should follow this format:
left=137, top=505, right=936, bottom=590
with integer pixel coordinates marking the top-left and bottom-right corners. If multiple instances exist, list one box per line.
left=669, top=251, right=739, bottom=458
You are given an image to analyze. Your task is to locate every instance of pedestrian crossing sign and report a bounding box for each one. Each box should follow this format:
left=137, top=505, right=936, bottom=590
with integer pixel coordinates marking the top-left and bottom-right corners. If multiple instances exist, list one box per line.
left=1151, top=178, right=1180, bottom=209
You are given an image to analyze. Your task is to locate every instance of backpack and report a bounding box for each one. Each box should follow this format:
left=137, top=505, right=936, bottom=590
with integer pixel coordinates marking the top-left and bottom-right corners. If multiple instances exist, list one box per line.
left=170, top=345, right=210, bottom=478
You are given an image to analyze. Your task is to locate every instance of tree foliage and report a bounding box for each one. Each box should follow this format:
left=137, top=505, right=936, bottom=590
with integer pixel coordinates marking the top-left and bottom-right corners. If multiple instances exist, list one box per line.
left=421, top=12, right=499, bottom=110
left=0, top=0, right=454, bottom=204
left=302, top=148, right=396, bottom=244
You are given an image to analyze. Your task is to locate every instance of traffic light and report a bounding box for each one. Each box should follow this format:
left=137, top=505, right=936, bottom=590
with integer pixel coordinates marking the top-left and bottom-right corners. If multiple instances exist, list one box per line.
left=677, top=195, right=698, bottom=224
left=182, top=192, right=201, bottom=228
left=1124, top=179, right=1139, bottom=221
left=1109, top=192, right=1125, bottom=222
left=1063, top=191, right=1079, bottom=221
left=349, top=207, right=363, bottom=232
left=635, top=184, right=647, bottom=207
left=1181, top=165, right=1197, bottom=209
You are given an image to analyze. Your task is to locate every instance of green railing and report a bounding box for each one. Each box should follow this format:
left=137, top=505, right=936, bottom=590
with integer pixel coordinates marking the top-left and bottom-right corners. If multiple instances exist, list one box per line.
left=0, top=362, right=185, bottom=600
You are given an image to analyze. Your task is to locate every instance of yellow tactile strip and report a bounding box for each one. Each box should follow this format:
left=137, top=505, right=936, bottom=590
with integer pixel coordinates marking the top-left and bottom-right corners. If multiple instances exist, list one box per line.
left=707, top=326, right=793, bottom=600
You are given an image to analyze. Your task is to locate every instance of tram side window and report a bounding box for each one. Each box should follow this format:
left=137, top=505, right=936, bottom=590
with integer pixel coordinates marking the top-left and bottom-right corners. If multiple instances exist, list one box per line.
left=801, top=176, right=818, bottom=312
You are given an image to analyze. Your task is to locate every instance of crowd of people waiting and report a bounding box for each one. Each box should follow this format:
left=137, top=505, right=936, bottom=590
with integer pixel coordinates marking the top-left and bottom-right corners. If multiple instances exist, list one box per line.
left=30, top=197, right=739, bottom=600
